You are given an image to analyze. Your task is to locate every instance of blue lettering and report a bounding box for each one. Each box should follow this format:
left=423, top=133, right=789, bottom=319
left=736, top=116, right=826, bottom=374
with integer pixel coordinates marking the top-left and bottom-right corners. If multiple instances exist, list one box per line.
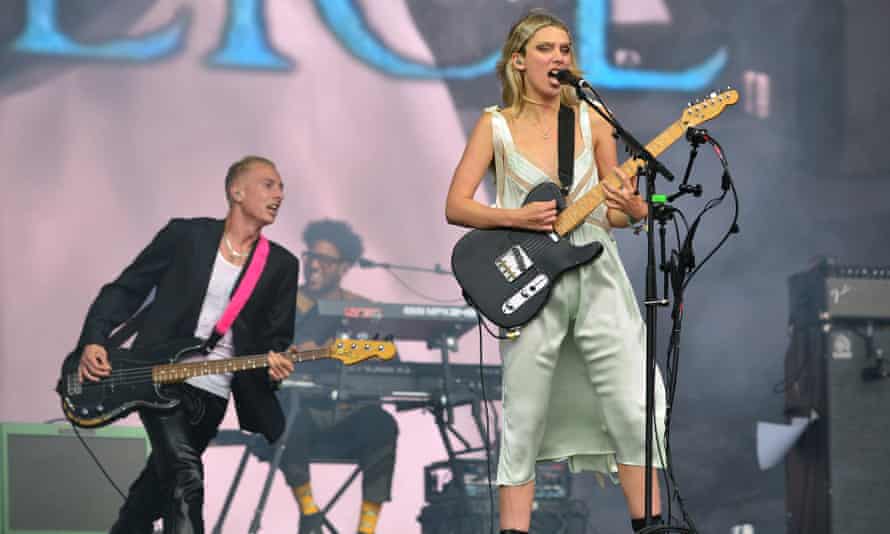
left=12, top=0, right=187, bottom=61
left=314, top=0, right=497, bottom=79
left=206, top=0, right=292, bottom=70
left=10, top=0, right=727, bottom=89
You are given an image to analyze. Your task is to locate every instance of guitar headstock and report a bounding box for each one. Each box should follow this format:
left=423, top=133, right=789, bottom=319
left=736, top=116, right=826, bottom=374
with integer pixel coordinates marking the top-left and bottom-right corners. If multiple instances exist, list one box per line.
left=328, top=338, right=397, bottom=365
left=681, top=88, right=739, bottom=127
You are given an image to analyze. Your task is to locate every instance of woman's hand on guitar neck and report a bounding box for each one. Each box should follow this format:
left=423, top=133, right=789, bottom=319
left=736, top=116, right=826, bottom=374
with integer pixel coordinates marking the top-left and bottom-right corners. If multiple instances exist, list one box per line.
left=510, top=200, right=558, bottom=232
left=79, top=344, right=111, bottom=383
left=268, top=349, right=295, bottom=382
left=602, top=167, right=648, bottom=224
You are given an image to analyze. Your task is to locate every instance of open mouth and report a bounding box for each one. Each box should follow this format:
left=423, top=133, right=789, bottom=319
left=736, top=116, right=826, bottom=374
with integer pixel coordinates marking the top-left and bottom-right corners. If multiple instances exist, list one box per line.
left=548, top=69, right=563, bottom=87
left=266, top=202, right=280, bottom=216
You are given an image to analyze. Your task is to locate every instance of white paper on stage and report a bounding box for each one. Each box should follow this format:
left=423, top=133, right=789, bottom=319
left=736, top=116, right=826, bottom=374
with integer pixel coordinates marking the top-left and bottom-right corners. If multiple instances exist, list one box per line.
left=756, top=410, right=819, bottom=470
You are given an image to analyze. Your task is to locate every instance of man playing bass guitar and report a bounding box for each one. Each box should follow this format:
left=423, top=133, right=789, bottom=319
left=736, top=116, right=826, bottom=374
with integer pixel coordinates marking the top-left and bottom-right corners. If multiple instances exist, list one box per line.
left=74, top=155, right=297, bottom=534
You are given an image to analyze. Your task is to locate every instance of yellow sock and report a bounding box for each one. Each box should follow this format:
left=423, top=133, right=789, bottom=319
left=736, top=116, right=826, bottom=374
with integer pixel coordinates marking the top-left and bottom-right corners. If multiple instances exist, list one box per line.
left=292, top=482, right=320, bottom=515
left=357, top=500, right=382, bottom=534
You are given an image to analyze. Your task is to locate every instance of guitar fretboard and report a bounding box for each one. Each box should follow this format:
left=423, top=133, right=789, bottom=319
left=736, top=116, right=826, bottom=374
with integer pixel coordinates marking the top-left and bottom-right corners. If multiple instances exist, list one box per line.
left=554, top=119, right=687, bottom=236
left=152, top=348, right=330, bottom=384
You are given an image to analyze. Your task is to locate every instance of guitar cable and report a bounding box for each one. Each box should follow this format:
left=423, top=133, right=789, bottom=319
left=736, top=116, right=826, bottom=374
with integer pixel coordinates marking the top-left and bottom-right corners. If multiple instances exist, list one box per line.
left=68, top=421, right=129, bottom=500
left=476, top=314, right=498, bottom=534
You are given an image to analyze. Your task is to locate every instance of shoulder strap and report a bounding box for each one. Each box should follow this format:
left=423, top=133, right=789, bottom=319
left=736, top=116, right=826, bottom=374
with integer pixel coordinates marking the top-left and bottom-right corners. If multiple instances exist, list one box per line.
left=203, top=235, right=271, bottom=352
left=105, top=302, right=152, bottom=348
left=557, top=105, right=575, bottom=195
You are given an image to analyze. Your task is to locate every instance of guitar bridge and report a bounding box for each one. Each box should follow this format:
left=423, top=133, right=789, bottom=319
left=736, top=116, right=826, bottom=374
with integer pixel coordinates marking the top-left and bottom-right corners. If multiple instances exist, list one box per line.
left=495, top=245, right=533, bottom=282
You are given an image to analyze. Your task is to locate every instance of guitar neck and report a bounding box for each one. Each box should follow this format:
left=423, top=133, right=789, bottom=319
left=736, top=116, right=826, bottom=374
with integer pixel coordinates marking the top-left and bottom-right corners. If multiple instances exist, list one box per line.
left=152, top=348, right=330, bottom=384
left=553, top=119, right=687, bottom=236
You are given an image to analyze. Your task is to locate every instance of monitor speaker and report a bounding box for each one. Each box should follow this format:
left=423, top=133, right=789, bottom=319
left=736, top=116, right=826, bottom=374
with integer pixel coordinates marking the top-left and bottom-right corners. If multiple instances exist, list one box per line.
left=0, top=422, right=150, bottom=534
left=784, top=324, right=890, bottom=534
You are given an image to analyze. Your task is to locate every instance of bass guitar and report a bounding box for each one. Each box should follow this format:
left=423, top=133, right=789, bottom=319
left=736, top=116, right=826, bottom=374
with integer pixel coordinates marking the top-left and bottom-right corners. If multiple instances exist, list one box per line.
left=451, top=90, right=739, bottom=328
left=57, top=338, right=396, bottom=428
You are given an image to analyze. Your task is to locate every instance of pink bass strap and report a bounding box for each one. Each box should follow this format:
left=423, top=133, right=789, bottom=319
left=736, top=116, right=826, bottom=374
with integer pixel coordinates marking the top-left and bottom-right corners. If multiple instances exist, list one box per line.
left=202, top=235, right=270, bottom=353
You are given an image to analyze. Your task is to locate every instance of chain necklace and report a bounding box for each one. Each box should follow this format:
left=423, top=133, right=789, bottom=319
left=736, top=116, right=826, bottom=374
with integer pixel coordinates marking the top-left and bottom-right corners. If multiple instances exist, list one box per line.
left=522, top=96, right=558, bottom=140
left=533, top=113, right=555, bottom=139
left=224, top=235, right=248, bottom=258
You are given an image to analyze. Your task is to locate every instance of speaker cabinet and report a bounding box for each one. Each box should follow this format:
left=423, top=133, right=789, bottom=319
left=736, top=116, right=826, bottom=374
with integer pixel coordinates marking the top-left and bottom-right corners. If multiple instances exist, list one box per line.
left=0, top=422, right=150, bottom=534
left=784, top=324, right=890, bottom=534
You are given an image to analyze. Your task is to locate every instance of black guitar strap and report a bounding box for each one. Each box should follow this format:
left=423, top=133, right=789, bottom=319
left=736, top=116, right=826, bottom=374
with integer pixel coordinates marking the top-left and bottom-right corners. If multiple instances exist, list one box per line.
left=557, top=105, right=575, bottom=196
left=106, top=302, right=152, bottom=348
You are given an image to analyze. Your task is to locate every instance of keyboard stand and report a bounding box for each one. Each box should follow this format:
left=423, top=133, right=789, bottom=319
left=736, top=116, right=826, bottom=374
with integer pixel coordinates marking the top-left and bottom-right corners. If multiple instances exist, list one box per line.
left=425, top=332, right=497, bottom=509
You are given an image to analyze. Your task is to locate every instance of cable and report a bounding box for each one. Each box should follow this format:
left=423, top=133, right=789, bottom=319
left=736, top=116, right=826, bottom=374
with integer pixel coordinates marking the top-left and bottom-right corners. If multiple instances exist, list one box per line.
left=69, top=422, right=128, bottom=501
left=381, top=267, right=465, bottom=303
left=680, top=137, right=740, bottom=290
left=640, top=131, right=741, bottom=534
left=476, top=315, right=497, bottom=534
left=464, top=293, right=515, bottom=341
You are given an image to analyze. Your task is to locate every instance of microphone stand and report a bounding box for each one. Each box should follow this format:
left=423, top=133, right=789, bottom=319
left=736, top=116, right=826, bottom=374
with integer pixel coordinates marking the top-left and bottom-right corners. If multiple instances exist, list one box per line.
left=570, top=82, right=686, bottom=532
left=358, top=258, right=453, bottom=276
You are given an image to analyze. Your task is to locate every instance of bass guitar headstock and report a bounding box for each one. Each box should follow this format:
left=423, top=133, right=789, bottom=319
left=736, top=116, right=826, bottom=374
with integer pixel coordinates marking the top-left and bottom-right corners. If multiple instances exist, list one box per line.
left=327, top=338, right=397, bottom=365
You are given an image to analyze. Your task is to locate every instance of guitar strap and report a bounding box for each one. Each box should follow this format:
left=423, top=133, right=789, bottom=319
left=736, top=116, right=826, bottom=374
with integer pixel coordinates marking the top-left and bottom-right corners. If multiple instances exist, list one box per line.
left=557, top=105, right=576, bottom=196
left=105, top=303, right=151, bottom=348
left=202, top=235, right=270, bottom=353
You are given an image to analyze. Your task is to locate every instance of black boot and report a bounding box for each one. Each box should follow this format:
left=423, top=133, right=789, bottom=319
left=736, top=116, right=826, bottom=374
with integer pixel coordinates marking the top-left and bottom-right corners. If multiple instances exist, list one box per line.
left=632, top=514, right=663, bottom=532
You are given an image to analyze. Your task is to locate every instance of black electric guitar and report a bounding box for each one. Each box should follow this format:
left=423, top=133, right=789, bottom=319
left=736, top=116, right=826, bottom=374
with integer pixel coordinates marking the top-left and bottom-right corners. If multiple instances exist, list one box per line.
left=57, top=338, right=397, bottom=428
left=452, top=90, right=739, bottom=328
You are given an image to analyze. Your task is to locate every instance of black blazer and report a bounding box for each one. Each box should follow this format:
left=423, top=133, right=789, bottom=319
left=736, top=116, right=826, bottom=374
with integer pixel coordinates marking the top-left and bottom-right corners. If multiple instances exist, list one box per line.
left=77, top=217, right=299, bottom=442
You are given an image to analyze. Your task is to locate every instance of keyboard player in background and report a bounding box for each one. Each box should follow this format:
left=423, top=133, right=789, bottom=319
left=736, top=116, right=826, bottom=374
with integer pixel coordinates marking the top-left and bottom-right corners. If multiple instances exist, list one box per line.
left=262, top=219, right=399, bottom=534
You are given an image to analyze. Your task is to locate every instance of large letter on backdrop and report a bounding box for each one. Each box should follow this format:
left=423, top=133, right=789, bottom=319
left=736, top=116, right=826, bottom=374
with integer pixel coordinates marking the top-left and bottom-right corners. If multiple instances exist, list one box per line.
left=11, top=0, right=187, bottom=61
left=575, top=0, right=727, bottom=90
left=314, top=0, right=498, bottom=80
left=206, top=0, right=292, bottom=69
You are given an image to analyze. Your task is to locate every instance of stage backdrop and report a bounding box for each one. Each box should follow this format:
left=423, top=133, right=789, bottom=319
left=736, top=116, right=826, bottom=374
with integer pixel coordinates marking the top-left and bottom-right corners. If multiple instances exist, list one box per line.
left=2, top=1, right=889, bottom=532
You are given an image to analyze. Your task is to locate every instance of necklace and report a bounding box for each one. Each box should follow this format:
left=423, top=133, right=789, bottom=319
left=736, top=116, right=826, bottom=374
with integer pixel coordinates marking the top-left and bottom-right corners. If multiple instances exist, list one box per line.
left=224, top=235, right=247, bottom=258
left=533, top=113, right=555, bottom=139
left=522, top=96, right=558, bottom=139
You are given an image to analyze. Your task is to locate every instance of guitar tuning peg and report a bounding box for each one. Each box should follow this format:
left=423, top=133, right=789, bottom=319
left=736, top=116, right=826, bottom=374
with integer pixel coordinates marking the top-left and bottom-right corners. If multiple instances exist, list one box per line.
left=709, top=91, right=717, bottom=98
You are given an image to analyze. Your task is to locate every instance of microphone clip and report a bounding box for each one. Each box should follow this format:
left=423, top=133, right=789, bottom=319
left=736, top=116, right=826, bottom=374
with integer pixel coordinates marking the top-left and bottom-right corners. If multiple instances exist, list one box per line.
left=686, top=127, right=710, bottom=147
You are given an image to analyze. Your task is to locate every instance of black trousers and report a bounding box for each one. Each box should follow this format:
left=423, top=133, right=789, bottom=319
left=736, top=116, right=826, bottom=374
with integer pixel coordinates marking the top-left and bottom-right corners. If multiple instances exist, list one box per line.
left=109, top=385, right=228, bottom=534
left=270, top=397, right=398, bottom=504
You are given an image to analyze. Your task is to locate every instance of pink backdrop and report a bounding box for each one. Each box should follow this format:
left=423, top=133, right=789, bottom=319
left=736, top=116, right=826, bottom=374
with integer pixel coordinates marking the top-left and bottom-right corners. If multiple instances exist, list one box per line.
left=0, top=1, right=499, bottom=531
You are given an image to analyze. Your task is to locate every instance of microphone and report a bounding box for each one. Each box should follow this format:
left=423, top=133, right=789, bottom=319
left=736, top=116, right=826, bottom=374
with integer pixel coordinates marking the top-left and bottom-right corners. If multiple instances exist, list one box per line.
left=357, top=258, right=379, bottom=268
left=551, top=69, right=592, bottom=90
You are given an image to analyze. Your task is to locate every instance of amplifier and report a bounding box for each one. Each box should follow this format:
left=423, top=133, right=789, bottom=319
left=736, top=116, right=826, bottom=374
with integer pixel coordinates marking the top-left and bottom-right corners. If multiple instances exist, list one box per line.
left=788, top=259, right=890, bottom=325
left=0, top=422, right=150, bottom=534
left=784, top=323, right=890, bottom=534
left=424, top=459, right=571, bottom=503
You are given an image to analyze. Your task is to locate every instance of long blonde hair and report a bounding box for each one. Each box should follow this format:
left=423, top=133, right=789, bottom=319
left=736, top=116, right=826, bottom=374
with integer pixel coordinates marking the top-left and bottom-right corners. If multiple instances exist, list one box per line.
left=496, top=9, right=580, bottom=115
